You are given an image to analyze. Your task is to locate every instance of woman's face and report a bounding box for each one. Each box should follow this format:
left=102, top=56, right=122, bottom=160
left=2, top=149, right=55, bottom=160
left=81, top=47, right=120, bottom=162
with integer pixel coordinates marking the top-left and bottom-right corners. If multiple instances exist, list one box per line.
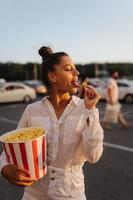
left=49, top=55, right=79, bottom=94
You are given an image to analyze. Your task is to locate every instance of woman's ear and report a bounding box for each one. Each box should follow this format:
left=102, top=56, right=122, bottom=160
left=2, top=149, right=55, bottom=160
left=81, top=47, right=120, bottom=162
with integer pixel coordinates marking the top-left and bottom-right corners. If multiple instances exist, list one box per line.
left=48, top=72, right=57, bottom=83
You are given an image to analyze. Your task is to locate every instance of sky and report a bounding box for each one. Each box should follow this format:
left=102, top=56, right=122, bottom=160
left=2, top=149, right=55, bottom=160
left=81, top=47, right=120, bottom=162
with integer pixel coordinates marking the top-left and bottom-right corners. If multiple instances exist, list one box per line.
left=0, top=0, right=133, bottom=64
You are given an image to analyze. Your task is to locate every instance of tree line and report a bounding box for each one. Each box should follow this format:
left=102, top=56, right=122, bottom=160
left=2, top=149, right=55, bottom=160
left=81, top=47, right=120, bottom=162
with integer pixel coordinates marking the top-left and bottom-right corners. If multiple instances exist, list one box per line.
left=0, top=62, right=133, bottom=82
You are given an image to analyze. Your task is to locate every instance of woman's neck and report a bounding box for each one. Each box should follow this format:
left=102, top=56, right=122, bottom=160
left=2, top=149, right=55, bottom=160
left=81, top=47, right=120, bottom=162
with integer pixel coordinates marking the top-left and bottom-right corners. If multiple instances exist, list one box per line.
left=48, top=91, right=71, bottom=120
left=48, top=91, right=71, bottom=109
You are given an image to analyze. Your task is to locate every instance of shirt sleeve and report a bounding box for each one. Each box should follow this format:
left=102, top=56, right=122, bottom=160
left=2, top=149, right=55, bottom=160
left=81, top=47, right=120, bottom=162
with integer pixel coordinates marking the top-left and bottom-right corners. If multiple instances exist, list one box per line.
left=0, top=151, right=9, bottom=173
left=17, top=106, right=30, bottom=129
left=81, top=108, right=104, bottom=164
left=0, top=106, right=29, bottom=174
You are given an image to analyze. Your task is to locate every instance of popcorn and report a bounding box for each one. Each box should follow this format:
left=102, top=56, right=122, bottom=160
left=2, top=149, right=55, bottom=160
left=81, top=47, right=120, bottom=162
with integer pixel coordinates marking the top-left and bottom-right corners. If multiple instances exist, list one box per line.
left=3, top=128, right=44, bottom=142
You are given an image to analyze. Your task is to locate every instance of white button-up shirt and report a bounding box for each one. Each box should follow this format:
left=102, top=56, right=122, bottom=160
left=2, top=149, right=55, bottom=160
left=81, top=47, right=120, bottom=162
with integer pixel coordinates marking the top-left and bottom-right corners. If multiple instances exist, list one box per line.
left=0, top=95, right=104, bottom=200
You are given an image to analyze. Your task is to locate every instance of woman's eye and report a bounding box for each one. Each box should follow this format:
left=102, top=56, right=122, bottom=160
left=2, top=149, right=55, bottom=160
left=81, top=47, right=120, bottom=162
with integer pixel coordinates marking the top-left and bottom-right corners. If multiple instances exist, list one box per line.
left=66, top=68, right=72, bottom=71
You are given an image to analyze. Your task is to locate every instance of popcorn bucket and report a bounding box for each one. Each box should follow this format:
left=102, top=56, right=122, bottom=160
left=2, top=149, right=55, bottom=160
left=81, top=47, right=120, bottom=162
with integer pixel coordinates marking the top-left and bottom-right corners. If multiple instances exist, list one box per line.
left=0, top=127, right=47, bottom=180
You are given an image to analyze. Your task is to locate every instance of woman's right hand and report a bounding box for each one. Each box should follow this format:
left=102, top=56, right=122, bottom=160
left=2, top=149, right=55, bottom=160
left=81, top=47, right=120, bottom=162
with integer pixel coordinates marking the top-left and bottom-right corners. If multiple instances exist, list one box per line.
left=1, top=164, right=36, bottom=187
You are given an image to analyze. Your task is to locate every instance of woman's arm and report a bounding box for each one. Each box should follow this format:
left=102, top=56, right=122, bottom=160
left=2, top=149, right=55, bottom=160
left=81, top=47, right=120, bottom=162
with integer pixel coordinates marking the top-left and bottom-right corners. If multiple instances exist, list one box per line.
left=81, top=108, right=104, bottom=164
left=0, top=106, right=35, bottom=186
left=0, top=107, right=29, bottom=173
left=81, top=85, right=104, bottom=163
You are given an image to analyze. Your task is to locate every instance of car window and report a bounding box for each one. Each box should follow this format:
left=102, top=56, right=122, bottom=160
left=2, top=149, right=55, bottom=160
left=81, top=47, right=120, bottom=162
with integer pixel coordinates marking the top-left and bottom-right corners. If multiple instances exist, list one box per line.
left=13, top=85, right=24, bottom=89
left=88, top=82, right=96, bottom=87
left=5, top=85, right=24, bottom=90
left=118, top=83, right=128, bottom=87
left=5, top=86, right=15, bottom=91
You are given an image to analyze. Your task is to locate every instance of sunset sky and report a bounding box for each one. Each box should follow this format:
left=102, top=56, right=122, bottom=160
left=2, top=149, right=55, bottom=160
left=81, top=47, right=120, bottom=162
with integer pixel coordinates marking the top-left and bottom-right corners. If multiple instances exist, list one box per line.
left=0, top=0, right=133, bottom=63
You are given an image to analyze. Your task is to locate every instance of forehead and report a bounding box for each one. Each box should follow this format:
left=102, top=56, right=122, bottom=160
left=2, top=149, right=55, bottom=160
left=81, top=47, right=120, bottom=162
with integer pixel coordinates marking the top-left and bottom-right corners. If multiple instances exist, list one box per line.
left=57, top=55, right=74, bottom=68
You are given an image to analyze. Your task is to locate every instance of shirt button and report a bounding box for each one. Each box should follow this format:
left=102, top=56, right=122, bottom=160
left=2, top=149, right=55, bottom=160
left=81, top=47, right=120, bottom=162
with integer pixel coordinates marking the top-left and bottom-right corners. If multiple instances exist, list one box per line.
left=51, top=177, right=55, bottom=181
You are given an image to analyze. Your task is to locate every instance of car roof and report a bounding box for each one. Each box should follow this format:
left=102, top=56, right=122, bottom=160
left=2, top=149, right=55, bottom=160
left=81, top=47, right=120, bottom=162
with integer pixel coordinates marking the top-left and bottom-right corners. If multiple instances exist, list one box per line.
left=4, top=82, right=27, bottom=87
left=118, top=79, right=133, bottom=86
left=23, top=80, right=41, bottom=84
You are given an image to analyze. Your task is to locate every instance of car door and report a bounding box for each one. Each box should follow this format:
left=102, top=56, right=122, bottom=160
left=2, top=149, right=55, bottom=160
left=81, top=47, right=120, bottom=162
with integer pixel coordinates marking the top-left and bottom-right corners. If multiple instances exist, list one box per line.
left=117, top=82, right=129, bottom=100
left=0, top=85, right=15, bottom=103
left=11, top=84, right=26, bottom=102
left=0, top=84, right=25, bottom=103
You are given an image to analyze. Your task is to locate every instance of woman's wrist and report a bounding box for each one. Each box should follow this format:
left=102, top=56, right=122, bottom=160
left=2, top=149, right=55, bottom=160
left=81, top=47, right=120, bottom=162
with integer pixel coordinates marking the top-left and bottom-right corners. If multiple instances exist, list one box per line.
left=85, top=105, right=96, bottom=110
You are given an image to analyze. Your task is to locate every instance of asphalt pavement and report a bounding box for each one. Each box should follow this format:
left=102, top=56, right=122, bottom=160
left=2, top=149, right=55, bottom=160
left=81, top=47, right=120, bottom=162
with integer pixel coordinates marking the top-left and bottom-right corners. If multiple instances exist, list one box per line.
left=0, top=99, right=133, bottom=200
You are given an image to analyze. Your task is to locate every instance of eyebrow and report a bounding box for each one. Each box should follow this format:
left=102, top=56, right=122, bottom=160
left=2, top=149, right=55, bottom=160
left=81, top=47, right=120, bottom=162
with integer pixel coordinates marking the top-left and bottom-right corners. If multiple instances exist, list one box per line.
left=64, top=64, right=75, bottom=68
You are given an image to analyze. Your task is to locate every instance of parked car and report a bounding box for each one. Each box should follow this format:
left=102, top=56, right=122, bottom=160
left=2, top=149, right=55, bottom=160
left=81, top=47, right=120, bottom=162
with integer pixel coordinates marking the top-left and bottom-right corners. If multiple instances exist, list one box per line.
left=0, top=82, right=36, bottom=103
left=23, top=80, right=47, bottom=96
left=89, top=78, right=133, bottom=103
left=0, top=78, right=6, bottom=87
left=117, top=79, right=133, bottom=103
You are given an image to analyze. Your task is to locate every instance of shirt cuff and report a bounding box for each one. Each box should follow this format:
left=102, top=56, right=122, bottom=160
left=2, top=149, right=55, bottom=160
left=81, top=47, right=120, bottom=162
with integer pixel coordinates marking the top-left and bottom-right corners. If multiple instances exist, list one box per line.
left=84, top=107, right=99, bottom=120
left=0, top=151, right=9, bottom=174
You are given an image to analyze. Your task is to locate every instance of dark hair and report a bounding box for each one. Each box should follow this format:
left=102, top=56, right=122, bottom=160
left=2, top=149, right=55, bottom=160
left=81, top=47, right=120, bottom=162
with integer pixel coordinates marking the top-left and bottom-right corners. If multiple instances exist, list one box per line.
left=109, top=70, right=118, bottom=76
left=38, top=46, right=68, bottom=89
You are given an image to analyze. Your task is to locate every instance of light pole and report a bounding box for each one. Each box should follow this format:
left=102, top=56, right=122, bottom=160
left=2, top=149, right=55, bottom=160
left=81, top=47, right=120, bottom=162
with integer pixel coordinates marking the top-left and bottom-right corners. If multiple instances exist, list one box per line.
left=33, top=64, right=38, bottom=80
left=95, top=63, right=99, bottom=78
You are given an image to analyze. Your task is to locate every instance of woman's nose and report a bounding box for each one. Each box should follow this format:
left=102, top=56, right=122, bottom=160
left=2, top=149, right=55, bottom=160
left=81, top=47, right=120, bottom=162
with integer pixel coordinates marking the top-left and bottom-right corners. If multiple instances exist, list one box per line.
left=73, top=68, right=79, bottom=76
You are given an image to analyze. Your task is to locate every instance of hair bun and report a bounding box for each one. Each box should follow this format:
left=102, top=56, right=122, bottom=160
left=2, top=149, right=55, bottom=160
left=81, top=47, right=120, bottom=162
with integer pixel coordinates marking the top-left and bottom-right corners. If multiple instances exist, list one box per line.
left=38, top=46, right=53, bottom=61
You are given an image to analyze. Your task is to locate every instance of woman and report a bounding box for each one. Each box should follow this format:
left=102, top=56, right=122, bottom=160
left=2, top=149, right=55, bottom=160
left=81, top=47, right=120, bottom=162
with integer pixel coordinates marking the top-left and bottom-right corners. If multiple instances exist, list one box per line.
left=0, top=46, right=104, bottom=200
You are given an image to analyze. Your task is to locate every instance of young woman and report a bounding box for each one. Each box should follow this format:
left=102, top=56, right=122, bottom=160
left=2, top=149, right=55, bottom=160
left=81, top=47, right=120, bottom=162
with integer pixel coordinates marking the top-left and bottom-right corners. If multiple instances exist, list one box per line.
left=0, top=46, right=104, bottom=200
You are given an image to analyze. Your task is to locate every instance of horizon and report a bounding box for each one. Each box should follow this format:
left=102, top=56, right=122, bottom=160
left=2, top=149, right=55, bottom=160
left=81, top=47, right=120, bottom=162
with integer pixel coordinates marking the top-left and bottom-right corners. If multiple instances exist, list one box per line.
left=1, top=61, right=133, bottom=65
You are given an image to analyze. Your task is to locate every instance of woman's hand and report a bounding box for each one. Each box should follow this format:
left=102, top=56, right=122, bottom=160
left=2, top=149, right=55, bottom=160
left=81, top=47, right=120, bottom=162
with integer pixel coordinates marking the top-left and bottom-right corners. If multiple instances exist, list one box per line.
left=1, top=164, right=36, bottom=187
left=84, top=85, right=101, bottom=109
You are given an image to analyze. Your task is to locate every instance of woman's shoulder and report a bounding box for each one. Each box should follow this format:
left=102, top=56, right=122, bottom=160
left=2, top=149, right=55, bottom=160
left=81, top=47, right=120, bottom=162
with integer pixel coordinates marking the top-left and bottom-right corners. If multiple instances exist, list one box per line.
left=72, top=95, right=84, bottom=107
left=26, top=99, right=43, bottom=111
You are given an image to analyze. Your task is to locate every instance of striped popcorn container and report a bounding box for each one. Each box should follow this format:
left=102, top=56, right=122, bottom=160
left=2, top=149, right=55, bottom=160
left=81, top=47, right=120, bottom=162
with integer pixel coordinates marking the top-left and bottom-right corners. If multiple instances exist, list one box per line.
left=0, top=127, right=47, bottom=180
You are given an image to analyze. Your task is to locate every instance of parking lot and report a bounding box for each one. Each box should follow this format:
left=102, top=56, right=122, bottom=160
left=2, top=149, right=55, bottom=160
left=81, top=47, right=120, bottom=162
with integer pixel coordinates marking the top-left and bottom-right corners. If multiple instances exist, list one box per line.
left=0, top=99, right=133, bottom=200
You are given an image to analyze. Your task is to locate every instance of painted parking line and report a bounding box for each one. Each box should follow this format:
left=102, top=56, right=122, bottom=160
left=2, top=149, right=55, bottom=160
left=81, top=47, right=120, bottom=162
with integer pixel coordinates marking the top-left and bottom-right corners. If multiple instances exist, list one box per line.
left=7, top=104, right=24, bottom=108
left=0, top=117, right=18, bottom=125
left=100, top=110, right=133, bottom=116
left=99, top=111, right=133, bottom=120
left=0, top=116, right=133, bottom=153
left=104, top=142, right=133, bottom=153
left=123, top=111, right=133, bottom=116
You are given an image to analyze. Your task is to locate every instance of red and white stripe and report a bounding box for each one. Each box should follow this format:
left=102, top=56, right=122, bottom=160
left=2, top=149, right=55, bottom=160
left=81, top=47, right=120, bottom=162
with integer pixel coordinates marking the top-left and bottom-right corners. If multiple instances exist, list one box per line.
left=2, top=135, right=47, bottom=180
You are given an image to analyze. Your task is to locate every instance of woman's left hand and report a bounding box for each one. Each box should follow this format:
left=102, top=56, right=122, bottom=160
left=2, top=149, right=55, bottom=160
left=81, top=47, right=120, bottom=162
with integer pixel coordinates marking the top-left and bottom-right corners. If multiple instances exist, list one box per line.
left=84, top=85, right=101, bottom=110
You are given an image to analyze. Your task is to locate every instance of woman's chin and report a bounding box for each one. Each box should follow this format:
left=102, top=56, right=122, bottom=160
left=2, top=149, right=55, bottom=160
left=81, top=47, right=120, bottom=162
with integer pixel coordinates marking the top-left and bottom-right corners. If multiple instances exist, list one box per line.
left=70, top=88, right=78, bottom=94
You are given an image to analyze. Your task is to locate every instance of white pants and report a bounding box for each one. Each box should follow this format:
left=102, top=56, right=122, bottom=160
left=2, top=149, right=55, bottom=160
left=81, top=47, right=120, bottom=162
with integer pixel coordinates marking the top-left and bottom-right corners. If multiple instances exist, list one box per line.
left=103, top=103, right=121, bottom=123
left=22, top=164, right=86, bottom=200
